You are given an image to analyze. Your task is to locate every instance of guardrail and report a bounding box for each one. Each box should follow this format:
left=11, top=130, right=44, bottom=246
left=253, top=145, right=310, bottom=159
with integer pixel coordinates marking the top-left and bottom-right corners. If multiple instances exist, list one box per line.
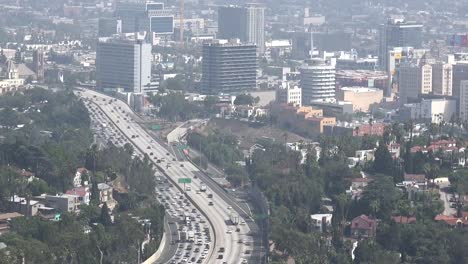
left=142, top=232, right=166, bottom=264
left=85, top=93, right=217, bottom=264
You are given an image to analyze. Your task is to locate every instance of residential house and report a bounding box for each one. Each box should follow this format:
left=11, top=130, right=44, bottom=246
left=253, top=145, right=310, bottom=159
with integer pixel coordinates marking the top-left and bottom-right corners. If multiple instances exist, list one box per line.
left=392, top=216, right=416, bottom=224
left=98, top=183, right=113, bottom=203
left=66, top=186, right=91, bottom=205
left=351, top=215, right=377, bottom=238
left=73, top=167, right=88, bottom=187
left=310, top=214, right=333, bottom=233
left=352, top=123, right=386, bottom=136
left=347, top=157, right=360, bottom=168
left=0, top=212, right=23, bottom=234
left=387, top=143, right=401, bottom=158
left=247, top=144, right=266, bottom=159
left=355, top=149, right=375, bottom=162
left=236, top=105, right=255, bottom=118
left=286, top=142, right=321, bottom=164
left=8, top=195, right=45, bottom=216
left=37, top=194, right=81, bottom=213
left=403, top=173, right=427, bottom=189
left=434, top=212, right=468, bottom=228
left=214, top=103, right=235, bottom=117
left=351, top=178, right=372, bottom=190
left=410, top=140, right=458, bottom=154
left=19, top=169, right=36, bottom=182
left=271, top=104, right=336, bottom=136
left=347, top=178, right=373, bottom=199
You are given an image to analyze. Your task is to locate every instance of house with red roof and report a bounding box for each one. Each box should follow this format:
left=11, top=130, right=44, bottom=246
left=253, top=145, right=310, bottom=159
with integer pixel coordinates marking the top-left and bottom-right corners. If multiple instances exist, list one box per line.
left=392, top=216, right=417, bottom=224
left=66, top=186, right=90, bottom=205
left=351, top=215, right=377, bottom=238
left=434, top=212, right=468, bottom=228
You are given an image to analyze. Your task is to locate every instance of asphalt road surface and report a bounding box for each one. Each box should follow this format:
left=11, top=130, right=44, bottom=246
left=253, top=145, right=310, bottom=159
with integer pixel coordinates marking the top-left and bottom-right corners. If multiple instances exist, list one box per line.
left=77, top=89, right=252, bottom=264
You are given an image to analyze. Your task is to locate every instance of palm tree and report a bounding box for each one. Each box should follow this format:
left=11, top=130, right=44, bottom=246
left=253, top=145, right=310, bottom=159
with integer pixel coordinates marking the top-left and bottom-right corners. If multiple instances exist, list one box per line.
left=369, top=200, right=380, bottom=219
left=423, top=163, right=439, bottom=186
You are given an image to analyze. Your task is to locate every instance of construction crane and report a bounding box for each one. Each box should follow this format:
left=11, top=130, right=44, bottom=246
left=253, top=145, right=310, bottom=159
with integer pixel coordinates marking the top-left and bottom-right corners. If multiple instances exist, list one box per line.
left=179, top=0, right=184, bottom=42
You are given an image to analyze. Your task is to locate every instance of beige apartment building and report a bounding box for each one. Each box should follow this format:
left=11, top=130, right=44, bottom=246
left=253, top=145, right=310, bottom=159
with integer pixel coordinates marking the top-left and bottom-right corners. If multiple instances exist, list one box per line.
left=336, top=87, right=384, bottom=112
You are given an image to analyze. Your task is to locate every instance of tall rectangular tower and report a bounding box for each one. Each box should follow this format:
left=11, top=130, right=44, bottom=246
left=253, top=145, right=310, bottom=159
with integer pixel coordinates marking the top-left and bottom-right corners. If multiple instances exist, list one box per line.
left=32, top=49, right=44, bottom=82
left=459, top=80, right=468, bottom=121
left=245, top=4, right=265, bottom=54
left=96, top=37, right=151, bottom=93
left=201, top=41, right=257, bottom=94
left=379, top=19, right=423, bottom=71
left=217, top=6, right=246, bottom=40
left=432, top=63, right=453, bottom=96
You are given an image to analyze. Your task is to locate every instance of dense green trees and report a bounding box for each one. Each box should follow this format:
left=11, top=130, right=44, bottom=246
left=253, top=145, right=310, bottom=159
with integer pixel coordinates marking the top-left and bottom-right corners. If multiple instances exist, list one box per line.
left=0, top=88, right=92, bottom=193
left=0, top=88, right=166, bottom=263
left=247, top=140, right=356, bottom=262
left=187, top=131, right=243, bottom=168
left=373, top=144, right=393, bottom=174
left=449, top=169, right=468, bottom=196
left=233, top=94, right=258, bottom=105
left=149, top=93, right=203, bottom=121
left=0, top=208, right=163, bottom=264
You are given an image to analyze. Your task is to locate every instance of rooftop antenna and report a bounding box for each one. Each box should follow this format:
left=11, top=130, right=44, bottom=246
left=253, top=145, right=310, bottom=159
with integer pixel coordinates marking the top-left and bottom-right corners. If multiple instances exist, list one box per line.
left=179, top=0, right=184, bottom=42
left=309, top=26, right=314, bottom=59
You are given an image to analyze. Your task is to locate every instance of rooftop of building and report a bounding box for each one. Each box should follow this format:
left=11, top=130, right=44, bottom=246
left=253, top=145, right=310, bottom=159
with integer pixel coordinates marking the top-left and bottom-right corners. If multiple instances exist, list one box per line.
left=340, top=86, right=382, bottom=93
left=336, top=69, right=388, bottom=79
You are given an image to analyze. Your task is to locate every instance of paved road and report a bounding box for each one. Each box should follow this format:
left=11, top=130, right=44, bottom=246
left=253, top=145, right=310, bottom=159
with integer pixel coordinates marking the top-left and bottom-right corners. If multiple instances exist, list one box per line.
left=78, top=89, right=252, bottom=264
left=438, top=182, right=457, bottom=216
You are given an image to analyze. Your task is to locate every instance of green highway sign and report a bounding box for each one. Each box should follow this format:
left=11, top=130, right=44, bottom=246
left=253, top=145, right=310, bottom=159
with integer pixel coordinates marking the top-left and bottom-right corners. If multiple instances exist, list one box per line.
left=178, top=178, right=192, bottom=184
left=254, top=214, right=268, bottom=220
left=151, top=124, right=161, bottom=131
left=177, top=144, right=188, bottom=150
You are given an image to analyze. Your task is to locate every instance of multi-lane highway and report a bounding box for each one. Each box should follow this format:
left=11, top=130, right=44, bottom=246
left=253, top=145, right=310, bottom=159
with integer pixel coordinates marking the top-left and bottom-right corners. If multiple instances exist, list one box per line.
left=77, top=88, right=252, bottom=264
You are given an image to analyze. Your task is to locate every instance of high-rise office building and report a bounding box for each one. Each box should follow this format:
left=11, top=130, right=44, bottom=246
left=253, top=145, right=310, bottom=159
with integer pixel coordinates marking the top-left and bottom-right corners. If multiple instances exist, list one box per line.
left=217, top=4, right=265, bottom=54
left=452, top=63, right=468, bottom=99
left=148, top=9, right=174, bottom=35
left=245, top=4, right=265, bottom=54
left=96, top=37, right=151, bottom=93
left=300, top=59, right=336, bottom=105
left=32, top=49, right=44, bottom=81
left=379, top=18, right=423, bottom=71
left=201, top=40, right=257, bottom=94
left=217, top=6, right=245, bottom=40
left=459, top=80, right=468, bottom=121
left=398, top=62, right=432, bottom=104
left=115, top=1, right=148, bottom=33
left=432, top=63, right=453, bottom=96
left=98, top=18, right=118, bottom=37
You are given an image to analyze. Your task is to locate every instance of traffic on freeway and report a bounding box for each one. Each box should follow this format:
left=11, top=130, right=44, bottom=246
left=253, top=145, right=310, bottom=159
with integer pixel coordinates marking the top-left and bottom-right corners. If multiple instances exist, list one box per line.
left=76, top=89, right=252, bottom=264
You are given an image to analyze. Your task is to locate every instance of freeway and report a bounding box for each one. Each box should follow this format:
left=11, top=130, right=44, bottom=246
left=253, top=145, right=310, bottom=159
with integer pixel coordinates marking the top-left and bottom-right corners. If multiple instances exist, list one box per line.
left=77, top=89, right=252, bottom=264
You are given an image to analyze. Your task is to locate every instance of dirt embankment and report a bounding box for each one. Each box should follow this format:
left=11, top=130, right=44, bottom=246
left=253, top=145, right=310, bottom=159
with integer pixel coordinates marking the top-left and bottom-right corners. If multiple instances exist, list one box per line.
left=201, top=118, right=307, bottom=149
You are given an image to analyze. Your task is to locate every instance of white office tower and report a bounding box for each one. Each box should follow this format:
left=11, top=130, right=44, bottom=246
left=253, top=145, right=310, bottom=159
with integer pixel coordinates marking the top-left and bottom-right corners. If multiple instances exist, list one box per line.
left=300, top=59, right=336, bottom=105
left=96, top=37, right=151, bottom=93
left=276, top=83, right=302, bottom=107
left=245, top=4, right=265, bottom=54
left=432, top=63, right=453, bottom=96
